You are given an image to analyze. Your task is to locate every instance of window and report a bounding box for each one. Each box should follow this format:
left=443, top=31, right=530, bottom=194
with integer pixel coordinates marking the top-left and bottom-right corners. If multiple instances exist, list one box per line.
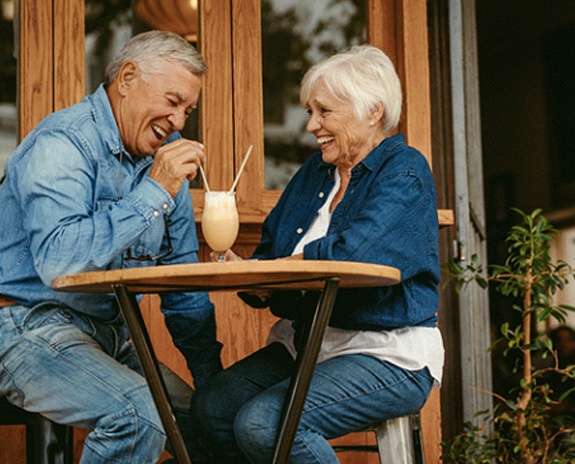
left=0, top=0, right=16, bottom=180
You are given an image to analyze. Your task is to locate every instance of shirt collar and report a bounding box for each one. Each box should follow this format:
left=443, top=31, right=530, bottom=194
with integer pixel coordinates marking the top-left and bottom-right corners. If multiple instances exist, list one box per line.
left=316, top=133, right=405, bottom=175
left=91, top=84, right=123, bottom=156
left=91, top=83, right=153, bottom=168
left=359, top=133, right=405, bottom=172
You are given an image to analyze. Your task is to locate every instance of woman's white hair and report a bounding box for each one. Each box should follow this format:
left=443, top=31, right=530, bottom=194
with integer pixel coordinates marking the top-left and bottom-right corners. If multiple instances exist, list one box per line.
left=104, top=30, right=206, bottom=85
left=300, top=45, right=402, bottom=134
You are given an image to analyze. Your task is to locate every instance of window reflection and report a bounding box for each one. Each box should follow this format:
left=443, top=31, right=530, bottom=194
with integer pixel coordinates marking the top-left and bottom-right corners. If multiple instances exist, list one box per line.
left=261, top=0, right=366, bottom=190
left=0, top=0, right=16, bottom=180
left=85, top=0, right=133, bottom=95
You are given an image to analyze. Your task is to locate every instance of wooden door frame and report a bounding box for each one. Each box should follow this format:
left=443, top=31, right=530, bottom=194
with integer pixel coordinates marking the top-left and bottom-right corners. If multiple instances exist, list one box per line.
left=18, top=0, right=84, bottom=139
left=371, top=1, right=444, bottom=459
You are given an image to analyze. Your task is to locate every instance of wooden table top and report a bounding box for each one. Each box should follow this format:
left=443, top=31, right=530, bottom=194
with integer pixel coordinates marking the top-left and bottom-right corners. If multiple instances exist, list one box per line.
left=52, top=260, right=401, bottom=294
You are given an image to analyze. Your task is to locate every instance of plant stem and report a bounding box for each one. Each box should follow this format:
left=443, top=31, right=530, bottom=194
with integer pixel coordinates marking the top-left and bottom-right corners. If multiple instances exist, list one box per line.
left=517, top=268, right=534, bottom=462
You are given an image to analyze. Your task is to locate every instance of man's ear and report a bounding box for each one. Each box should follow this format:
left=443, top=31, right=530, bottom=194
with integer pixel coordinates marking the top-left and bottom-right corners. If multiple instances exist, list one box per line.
left=117, top=60, right=139, bottom=96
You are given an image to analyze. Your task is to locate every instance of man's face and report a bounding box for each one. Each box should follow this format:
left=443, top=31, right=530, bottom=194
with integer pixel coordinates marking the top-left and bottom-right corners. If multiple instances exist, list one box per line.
left=117, top=61, right=202, bottom=157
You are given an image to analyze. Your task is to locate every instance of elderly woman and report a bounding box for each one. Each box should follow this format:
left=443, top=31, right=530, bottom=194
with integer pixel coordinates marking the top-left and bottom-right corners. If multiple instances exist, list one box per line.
left=189, top=44, right=444, bottom=463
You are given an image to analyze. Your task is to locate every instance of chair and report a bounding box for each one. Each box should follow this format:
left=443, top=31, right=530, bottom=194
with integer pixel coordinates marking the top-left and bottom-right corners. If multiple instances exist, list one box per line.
left=0, top=397, right=74, bottom=464
left=333, top=414, right=425, bottom=464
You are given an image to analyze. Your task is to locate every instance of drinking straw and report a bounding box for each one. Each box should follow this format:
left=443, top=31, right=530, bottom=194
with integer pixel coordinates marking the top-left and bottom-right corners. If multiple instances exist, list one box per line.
left=199, top=164, right=210, bottom=192
left=229, top=145, right=254, bottom=192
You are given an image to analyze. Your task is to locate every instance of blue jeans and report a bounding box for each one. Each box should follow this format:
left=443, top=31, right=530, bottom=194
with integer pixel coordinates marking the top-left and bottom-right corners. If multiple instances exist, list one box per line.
left=189, top=342, right=433, bottom=463
left=0, top=303, right=193, bottom=464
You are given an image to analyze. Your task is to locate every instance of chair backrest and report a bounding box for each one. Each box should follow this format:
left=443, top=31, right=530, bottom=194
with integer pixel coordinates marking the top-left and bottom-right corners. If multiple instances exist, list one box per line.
left=0, top=397, right=75, bottom=464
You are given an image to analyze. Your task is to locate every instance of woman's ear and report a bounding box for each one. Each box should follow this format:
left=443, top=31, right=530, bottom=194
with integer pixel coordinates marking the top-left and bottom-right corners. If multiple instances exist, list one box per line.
left=370, top=103, right=385, bottom=126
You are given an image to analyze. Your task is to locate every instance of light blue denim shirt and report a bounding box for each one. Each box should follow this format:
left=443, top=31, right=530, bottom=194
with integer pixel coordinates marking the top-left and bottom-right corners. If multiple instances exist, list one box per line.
left=252, top=134, right=440, bottom=331
left=0, top=84, right=222, bottom=384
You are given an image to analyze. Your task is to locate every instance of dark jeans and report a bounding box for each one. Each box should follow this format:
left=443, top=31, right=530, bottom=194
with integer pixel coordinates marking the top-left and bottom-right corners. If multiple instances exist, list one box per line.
left=188, top=342, right=433, bottom=463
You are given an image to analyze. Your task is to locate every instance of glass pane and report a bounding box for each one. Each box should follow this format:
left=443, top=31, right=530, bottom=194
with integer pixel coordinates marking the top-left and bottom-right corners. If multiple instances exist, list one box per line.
left=85, top=0, right=201, bottom=187
left=261, top=0, right=366, bottom=190
left=0, top=0, right=17, bottom=181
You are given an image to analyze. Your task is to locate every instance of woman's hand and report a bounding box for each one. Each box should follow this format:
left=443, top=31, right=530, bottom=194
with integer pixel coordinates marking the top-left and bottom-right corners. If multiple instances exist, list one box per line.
left=209, top=249, right=243, bottom=262
left=214, top=250, right=273, bottom=306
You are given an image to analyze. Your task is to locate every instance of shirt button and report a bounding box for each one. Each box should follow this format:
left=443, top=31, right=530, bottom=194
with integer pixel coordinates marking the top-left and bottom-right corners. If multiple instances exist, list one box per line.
left=318, top=192, right=325, bottom=198
left=296, top=228, right=303, bottom=234
left=153, top=210, right=160, bottom=217
left=162, top=203, right=169, bottom=210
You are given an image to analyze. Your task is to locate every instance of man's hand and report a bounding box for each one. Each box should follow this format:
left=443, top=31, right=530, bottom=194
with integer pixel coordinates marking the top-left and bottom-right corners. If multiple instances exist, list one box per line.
left=148, top=139, right=205, bottom=197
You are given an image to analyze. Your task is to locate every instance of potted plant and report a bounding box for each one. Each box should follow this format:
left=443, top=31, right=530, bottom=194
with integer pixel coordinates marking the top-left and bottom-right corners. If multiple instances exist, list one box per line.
left=442, top=208, right=575, bottom=463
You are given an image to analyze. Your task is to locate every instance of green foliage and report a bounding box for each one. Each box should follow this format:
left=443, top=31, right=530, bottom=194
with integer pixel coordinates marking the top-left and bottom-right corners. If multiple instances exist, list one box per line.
left=442, top=209, right=575, bottom=463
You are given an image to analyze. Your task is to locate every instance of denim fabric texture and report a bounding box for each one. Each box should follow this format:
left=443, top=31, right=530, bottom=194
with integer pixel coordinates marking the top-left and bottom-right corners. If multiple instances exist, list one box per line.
left=0, top=84, right=223, bottom=462
left=188, top=135, right=440, bottom=462
left=0, top=84, right=222, bottom=385
left=190, top=343, right=433, bottom=463
left=253, top=134, right=440, bottom=331
left=0, top=303, right=196, bottom=463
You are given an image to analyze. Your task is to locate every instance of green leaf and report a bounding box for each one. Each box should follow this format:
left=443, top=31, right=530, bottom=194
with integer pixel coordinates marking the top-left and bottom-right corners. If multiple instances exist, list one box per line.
left=441, top=208, right=575, bottom=462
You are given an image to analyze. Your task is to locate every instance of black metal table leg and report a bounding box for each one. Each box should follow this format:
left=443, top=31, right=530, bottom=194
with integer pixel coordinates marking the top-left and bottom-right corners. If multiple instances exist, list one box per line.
left=112, top=285, right=191, bottom=464
left=272, top=277, right=340, bottom=464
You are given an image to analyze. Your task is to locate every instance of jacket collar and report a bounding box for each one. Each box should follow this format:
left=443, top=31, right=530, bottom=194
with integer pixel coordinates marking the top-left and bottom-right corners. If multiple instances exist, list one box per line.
left=91, top=84, right=155, bottom=169
left=91, top=84, right=124, bottom=157
left=316, top=133, right=405, bottom=175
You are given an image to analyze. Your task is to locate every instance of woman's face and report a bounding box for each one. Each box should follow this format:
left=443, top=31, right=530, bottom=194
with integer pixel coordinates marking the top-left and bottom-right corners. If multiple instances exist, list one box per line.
left=305, top=81, right=382, bottom=170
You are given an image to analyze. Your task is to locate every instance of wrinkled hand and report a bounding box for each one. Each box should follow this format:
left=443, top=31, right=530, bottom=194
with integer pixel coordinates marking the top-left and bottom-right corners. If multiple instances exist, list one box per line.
left=210, top=250, right=272, bottom=303
left=148, top=139, right=205, bottom=197
left=209, top=249, right=243, bottom=262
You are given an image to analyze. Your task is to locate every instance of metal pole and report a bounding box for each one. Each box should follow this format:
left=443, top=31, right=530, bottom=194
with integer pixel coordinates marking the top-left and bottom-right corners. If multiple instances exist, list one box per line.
left=112, top=285, right=191, bottom=464
left=272, top=277, right=340, bottom=463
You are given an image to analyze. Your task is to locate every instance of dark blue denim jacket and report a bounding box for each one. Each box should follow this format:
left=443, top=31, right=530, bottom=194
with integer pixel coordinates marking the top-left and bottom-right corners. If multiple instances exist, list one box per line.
left=252, top=134, right=440, bottom=330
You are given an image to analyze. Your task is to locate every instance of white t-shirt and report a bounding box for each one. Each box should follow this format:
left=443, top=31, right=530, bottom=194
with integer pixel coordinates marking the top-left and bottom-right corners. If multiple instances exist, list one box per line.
left=267, top=170, right=445, bottom=386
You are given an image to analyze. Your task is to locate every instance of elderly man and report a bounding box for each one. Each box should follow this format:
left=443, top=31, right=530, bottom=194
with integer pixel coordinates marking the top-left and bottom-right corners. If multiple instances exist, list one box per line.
left=0, top=31, right=222, bottom=463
